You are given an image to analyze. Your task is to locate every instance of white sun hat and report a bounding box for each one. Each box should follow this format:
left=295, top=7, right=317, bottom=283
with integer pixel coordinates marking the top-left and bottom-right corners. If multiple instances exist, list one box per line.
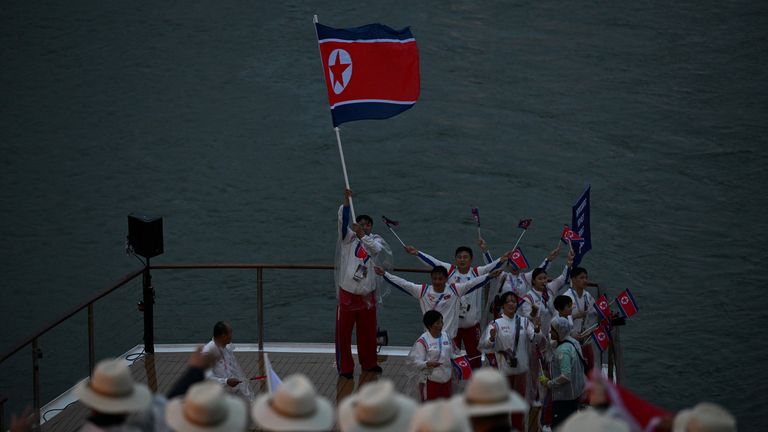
left=165, top=380, right=248, bottom=432
left=452, top=367, right=528, bottom=417
left=74, top=358, right=152, bottom=414
left=338, top=379, right=417, bottom=432
left=673, top=402, right=736, bottom=432
left=409, top=399, right=471, bottom=432
left=559, top=408, right=630, bottom=432
left=251, top=374, right=334, bottom=431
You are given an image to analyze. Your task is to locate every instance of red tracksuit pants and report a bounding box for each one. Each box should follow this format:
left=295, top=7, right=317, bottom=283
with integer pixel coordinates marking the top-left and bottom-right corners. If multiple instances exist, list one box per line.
left=453, top=323, right=482, bottom=369
left=335, top=290, right=378, bottom=374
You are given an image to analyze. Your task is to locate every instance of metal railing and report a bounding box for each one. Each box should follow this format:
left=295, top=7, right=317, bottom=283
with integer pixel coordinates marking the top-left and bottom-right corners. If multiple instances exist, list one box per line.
left=0, top=263, right=623, bottom=430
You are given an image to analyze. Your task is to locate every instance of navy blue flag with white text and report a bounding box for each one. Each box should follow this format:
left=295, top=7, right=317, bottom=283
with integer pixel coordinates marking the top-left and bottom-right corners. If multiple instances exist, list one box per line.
left=571, top=185, right=591, bottom=267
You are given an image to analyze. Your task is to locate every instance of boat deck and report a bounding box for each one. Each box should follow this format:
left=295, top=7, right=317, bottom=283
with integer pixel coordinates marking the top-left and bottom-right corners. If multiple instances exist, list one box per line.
left=40, top=343, right=427, bottom=431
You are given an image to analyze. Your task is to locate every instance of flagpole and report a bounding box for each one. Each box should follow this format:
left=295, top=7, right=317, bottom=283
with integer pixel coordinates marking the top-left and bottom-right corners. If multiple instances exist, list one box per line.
left=334, top=127, right=356, bottom=220
left=386, top=226, right=406, bottom=248
left=510, top=230, right=527, bottom=253
left=314, top=15, right=356, bottom=219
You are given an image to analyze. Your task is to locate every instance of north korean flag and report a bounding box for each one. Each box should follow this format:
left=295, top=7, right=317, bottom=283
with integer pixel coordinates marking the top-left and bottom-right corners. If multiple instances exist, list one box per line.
left=591, top=323, right=611, bottom=353
left=561, top=224, right=584, bottom=244
left=593, top=294, right=612, bottom=322
left=355, top=243, right=369, bottom=261
left=316, top=22, right=420, bottom=127
left=451, top=355, right=473, bottom=380
left=508, top=248, right=530, bottom=271
left=616, top=289, right=639, bottom=318
left=517, top=218, right=533, bottom=230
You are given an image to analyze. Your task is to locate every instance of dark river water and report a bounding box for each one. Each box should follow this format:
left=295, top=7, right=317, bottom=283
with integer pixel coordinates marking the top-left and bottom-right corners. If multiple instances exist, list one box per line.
left=2, top=0, right=766, bottom=428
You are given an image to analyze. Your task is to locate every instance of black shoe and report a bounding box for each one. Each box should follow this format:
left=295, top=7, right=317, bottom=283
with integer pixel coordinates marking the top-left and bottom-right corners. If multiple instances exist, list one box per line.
left=363, top=365, right=383, bottom=373
left=339, top=372, right=354, bottom=379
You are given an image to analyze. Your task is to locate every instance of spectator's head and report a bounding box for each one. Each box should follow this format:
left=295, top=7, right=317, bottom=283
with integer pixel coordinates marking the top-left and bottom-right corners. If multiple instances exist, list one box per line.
left=430, top=266, right=449, bottom=290
left=166, top=381, right=248, bottom=432
left=252, top=374, right=334, bottom=431
left=356, top=215, right=373, bottom=235
left=338, top=379, right=417, bottom=432
left=550, top=316, right=573, bottom=342
left=452, top=367, right=527, bottom=430
left=213, top=321, right=232, bottom=345
left=75, top=358, right=151, bottom=416
left=570, top=267, right=589, bottom=290
left=673, top=402, right=736, bottom=432
left=531, top=268, right=548, bottom=290
left=499, top=291, right=519, bottom=317
left=554, top=295, right=574, bottom=316
left=454, top=246, right=473, bottom=271
left=559, top=408, right=630, bottom=432
left=423, top=310, right=444, bottom=334
left=410, top=399, right=471, bottom=432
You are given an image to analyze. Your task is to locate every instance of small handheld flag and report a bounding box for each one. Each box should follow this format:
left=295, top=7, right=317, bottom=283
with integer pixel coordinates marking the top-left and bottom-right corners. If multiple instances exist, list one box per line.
left=382, top=216, right=399, bottom=227
left=593, top=294, right=612, bottom=322
left=517, top=218, right=533, bottom=230
left=451, top=355, right=473, bottom=380
left=616, top=289, right=639, bottom=318
left=264, top=353, right=282, bottom=394
left=508, top=248, right=530, bottom=271
left=561, top=225, right=584, bottom=243
left=591, top=323, right=611, bottom=353
left=471, top=207, right=482, bottom=239
left=381, top=215, right=406, bottom=247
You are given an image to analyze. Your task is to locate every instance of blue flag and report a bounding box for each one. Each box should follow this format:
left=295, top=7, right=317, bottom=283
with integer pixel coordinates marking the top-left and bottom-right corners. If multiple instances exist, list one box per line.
left=571, top=185, right=591, bottom=267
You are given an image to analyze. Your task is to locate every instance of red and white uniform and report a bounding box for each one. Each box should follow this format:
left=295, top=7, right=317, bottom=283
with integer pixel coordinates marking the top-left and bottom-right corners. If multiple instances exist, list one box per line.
left=335, top=204, right=382, bottom=375
left=416, top=251, right=501, bottom=368
left=408, top=330, right=455, bottom=401
left=382, top=271, right=492, bottom=339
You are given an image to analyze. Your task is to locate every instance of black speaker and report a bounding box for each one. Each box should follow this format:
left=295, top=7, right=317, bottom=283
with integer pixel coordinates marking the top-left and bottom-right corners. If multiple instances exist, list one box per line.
left=128, top=213, right=164, bottom=258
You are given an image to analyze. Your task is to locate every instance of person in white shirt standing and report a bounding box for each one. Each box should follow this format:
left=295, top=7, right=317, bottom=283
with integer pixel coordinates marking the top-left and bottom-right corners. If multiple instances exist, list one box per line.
left=202, top=321, right=253, bottom=400
left=335, top=189, right=390, bottom=379
left=375, top=264, right=504, bottom=340
left=403, top=244, right=506, bottom=369
left=480, top=291, right=544, bottom=431
left=408, top=310, right=456, bottom=401
left=564, top=266, right=598, bottom=371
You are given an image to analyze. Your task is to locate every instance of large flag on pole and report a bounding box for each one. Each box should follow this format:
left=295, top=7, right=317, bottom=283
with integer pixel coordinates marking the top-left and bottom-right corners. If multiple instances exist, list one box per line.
left=315, top=22, right=420, bottom=127
left=571, top=185, right=591, bottom=267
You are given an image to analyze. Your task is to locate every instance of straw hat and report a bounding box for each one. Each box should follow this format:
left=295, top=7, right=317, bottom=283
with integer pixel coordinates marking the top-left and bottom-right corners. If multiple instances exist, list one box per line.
left=409, top=400, right=471, bottom=432
left=453, top=367, right=528, bottom=417
left=252, top=374, right=334, bottom=431
left=559, top=408, right=630, bottom=432
left=673, top=402, right=736, bottom=432
left=338, top=379, right=417, bottom=432
left=74, top=358, right=151, bottom=414
left=165, top=381, right=247, bottom=432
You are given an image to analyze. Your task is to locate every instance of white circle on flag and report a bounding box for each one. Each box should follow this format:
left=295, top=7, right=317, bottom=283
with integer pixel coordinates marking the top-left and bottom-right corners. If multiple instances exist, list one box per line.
left=328, top=49, right=353, bottom=94
left=598, top=333, right=605, bottom=341
left=512, top=252, right=520, bottom=259
left=620, top=297, right=629, bottom=304
left=599, top=301, right=607, bottom=309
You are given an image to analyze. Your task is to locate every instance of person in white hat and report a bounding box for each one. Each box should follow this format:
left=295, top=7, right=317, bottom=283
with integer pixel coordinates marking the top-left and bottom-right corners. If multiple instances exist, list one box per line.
left=451, top=367, right=528, bottom=432
left=538, top=316, right=586, bottom=430
left=251, top=374, right=334, bottom=431
left=673, top=402, right=736, bottom=432
left=165, top=380, right=248, bottom=432
left=338, top=379, right=417, bottom=432
left=75, top=358, right=153, bottom=431
left=559, top=408, right=630, bottom=432
left=409, top=399, right=471, bottom=432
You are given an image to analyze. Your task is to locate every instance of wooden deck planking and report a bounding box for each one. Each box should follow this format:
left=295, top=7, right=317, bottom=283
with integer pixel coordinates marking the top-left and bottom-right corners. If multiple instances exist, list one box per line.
left=41, top=349, right=416, bottom=431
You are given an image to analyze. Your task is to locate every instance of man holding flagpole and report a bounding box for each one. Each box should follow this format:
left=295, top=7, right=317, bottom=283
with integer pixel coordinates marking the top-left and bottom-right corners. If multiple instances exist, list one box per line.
left=335, top=189, right=391, bottom=379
